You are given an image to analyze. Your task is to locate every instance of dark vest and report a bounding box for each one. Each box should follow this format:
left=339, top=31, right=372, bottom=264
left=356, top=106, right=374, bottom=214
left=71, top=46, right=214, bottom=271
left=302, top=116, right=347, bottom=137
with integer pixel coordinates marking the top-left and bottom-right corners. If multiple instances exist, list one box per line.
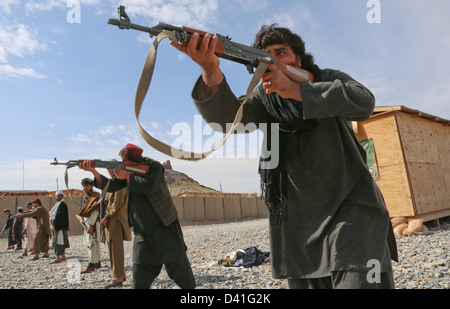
left=143, top=158, right=178, bottom=227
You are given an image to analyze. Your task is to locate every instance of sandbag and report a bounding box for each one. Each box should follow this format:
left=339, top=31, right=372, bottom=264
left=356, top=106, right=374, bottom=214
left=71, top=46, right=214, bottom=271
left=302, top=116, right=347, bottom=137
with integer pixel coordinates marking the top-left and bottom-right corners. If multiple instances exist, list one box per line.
left=414, top=224, right=429, bottom=235
left=391, top=217, right=407, bottom=229
left=403, top=219, right=424, bottom=236
left=393, top=223, right=408, bottom=237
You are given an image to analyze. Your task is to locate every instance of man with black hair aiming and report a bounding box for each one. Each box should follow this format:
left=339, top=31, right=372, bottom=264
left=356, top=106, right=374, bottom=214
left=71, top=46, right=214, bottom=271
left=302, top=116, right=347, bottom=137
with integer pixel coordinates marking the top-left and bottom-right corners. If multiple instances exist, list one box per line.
left=171, top=24, right=397, bottom=289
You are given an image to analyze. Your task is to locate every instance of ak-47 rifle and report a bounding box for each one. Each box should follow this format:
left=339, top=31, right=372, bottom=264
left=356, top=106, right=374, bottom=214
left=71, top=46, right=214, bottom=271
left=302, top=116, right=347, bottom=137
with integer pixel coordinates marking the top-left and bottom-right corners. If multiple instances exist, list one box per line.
left=50, top=158, right=149, bottom=177
left=107, top=5, right=314, bottom=83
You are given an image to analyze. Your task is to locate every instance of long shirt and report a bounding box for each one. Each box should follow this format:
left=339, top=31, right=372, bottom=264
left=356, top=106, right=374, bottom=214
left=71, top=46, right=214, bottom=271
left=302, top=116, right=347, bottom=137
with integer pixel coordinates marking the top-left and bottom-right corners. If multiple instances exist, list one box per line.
left=192, top=69, right=398, bottom=279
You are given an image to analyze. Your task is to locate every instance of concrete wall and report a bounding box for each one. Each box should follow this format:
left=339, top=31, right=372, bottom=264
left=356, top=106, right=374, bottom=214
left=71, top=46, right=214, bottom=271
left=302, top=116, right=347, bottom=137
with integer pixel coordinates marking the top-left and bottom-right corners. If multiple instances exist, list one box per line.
left=173, top=196, right=268, bottom=224
left=1, top=196, right=268, bottom=236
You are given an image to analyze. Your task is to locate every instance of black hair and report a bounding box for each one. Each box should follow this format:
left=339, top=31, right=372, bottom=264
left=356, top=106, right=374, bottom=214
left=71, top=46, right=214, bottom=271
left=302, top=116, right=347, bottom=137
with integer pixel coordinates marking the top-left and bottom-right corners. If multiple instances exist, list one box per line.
left=81, top=178, right=94, bottom=185
left=252, top=24, right=315, bottom=71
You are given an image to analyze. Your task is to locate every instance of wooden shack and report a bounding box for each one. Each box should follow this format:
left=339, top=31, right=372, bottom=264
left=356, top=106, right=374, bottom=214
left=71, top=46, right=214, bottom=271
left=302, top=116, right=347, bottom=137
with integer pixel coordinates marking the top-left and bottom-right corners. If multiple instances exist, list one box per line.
left=355, top=105, right=450, bottom=222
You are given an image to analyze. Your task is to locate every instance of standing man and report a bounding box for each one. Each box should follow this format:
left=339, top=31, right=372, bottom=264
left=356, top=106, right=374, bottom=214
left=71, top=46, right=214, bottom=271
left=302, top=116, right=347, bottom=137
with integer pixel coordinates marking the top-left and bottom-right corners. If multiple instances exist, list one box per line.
left=79, top=143, right=196, bottom=289
left=16, top=198, right=51, bottom=260
left=49, top=191, right=70, bottom=263
left=20, top=202, right=37, bottom=258
left=79, top=178, right=101, bottom=273
left=12, top=207, right=24, bottom=250
left=102, top=167, right=132, bottom=289
left=2, top=209, right=15, bottom=250
left=171, top=24, right=397, bottom=288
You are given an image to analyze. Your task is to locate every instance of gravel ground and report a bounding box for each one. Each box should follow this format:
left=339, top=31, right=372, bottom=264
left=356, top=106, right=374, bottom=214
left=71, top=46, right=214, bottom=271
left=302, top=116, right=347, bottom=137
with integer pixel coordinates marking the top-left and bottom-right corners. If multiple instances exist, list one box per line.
left=0, top=217, right=448, bottom=289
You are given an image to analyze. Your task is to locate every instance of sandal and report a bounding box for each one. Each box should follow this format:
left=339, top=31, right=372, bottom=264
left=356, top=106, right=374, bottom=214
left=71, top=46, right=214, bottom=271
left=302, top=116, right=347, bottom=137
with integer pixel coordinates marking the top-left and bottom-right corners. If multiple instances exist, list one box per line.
left=104, top=279, right=124, bottom=289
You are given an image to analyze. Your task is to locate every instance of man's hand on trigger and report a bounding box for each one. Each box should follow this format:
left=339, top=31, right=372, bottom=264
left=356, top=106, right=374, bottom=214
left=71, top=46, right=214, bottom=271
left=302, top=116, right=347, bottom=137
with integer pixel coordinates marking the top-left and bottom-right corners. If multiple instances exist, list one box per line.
left=261, top=63, right=303, bottom=101
left=115, top=169, right=130, bottom=180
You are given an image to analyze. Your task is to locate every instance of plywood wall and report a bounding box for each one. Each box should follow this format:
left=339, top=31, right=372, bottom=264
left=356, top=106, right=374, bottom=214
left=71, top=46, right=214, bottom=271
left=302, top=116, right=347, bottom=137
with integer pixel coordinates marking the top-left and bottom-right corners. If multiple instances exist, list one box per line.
left=396, top=112, right=450, bottom=216
left=356, top=112, right=415, bottom=217
left=357, top=110, right=450, bottom=219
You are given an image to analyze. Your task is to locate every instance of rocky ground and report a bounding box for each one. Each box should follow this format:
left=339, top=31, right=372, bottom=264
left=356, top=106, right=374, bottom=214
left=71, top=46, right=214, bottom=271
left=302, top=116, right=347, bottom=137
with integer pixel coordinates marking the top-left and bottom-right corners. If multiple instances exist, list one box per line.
left=0, top=217, right=448, bottom=289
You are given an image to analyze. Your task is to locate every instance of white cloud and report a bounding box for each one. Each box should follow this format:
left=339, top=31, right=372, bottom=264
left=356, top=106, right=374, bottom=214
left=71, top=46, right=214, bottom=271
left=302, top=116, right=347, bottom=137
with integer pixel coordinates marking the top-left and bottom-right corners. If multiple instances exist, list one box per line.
left=98, top=125, right=116, bottom=136
left=0, top=21, right=48, bottom=79
left=137, top=32, right=152, bottom=45
left=0, top=0, right=20, bottom=16
left=258, top=3, right=316, bottom=33
left=118, top=0, right=219, bottom=29
left=0, top=23, right=48, bottom=63
left=65, top=123, right=144, bottom=159
left=0, top=64, right=47, bottom=79
left=150, top=121, right=160, bottom=129
left=24, top=0, right=66, bottom=13
left=70, top=133, right=92, bottom=143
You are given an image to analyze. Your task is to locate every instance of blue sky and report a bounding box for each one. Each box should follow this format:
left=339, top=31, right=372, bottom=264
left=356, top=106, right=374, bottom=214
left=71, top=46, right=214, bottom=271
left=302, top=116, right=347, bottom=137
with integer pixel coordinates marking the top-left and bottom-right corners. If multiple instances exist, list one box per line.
left=1, top=0, right=449, bottom=193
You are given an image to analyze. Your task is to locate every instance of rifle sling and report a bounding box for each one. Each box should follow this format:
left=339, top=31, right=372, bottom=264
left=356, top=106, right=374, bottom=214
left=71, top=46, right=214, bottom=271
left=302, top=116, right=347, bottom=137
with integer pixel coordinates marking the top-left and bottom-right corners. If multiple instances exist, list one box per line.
left=59, top=32, right=268, bottom=196
left=135, top=30, right=270, bottom=161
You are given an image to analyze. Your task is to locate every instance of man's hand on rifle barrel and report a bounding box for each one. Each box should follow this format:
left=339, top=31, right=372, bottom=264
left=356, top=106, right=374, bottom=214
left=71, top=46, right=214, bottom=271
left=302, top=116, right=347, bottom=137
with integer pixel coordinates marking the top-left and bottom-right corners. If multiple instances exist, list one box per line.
left=170, top=32, right=223, bottom=98
left=78, top=160, right=96, bottom=172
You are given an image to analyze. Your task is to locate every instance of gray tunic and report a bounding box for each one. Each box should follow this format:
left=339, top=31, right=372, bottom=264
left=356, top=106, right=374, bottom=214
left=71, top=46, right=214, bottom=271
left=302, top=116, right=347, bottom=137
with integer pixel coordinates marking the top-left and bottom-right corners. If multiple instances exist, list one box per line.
left=192, top=69, right=397, bottom=279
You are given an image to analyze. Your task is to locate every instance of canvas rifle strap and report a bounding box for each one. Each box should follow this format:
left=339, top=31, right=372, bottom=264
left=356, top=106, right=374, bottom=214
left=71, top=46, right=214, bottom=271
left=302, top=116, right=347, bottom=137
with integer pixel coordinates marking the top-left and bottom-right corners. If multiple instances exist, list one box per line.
left=135, top=30, right=270, bottom=161
left=63, top=164, right=81, bottom=206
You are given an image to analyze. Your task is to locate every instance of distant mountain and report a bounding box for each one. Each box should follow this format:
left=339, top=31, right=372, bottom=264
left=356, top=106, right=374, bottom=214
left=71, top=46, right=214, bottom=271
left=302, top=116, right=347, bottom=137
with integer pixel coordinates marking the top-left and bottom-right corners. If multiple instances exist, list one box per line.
left=162, top=160, right=220, bottom=196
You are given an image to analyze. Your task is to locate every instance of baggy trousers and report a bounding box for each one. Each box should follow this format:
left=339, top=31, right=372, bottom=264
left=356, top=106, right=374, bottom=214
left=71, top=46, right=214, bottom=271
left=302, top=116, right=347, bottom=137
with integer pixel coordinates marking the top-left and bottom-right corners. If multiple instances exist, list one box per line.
left=133, top=249, right=196, bottom=289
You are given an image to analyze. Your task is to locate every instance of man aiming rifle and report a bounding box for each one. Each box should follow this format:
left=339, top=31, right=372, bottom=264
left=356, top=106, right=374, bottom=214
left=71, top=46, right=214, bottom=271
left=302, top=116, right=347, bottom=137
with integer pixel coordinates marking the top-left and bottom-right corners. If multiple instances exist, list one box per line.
left=170, top=24, right=398, bottom=289
left=79, top=143, right=195, bottom=289
left=107, top=7, right=398, bottom=289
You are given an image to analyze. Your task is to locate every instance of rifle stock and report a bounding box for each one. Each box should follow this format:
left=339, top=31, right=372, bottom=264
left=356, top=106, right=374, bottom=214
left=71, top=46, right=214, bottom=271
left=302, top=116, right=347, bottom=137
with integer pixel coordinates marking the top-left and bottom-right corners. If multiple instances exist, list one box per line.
left=123, top=162, right=149, bottom=177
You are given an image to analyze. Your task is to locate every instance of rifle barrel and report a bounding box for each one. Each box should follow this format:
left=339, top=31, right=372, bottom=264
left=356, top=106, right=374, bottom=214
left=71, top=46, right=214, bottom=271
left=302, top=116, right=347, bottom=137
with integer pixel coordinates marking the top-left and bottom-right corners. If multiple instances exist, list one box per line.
left=108, top=18, right=159, bottom=36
